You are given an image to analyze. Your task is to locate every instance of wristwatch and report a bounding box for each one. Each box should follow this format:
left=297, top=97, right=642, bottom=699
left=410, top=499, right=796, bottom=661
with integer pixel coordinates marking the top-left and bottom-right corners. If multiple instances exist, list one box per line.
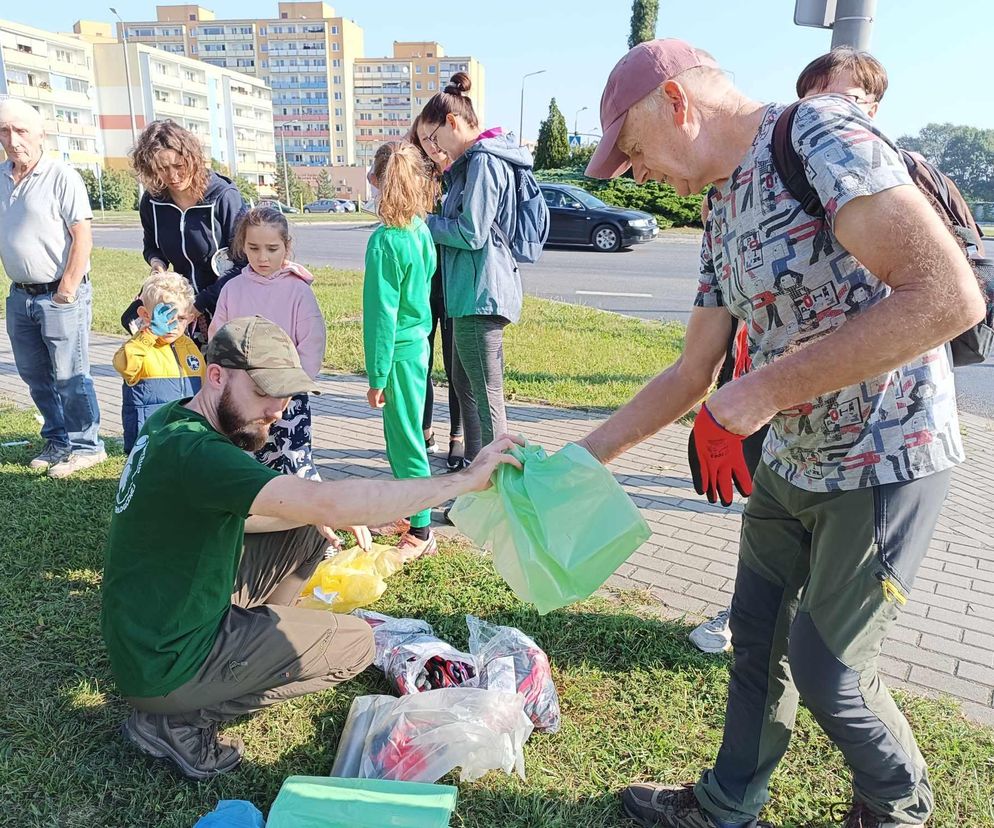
left=54, top=291, right=78, bottom=305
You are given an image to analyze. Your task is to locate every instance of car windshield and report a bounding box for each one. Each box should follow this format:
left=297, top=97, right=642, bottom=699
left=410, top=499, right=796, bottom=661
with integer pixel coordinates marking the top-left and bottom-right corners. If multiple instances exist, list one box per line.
left=561, top=186, right=606, bottom=209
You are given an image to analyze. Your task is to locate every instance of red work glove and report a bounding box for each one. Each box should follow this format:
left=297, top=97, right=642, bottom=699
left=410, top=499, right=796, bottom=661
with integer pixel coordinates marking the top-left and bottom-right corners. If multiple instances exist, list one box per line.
left=688, top=403, right=754, bottom=507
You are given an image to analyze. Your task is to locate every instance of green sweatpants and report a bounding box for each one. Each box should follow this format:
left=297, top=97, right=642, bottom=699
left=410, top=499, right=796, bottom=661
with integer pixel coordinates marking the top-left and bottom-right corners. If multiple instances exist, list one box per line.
left=382, top=344, right=432, bottom=529
left=695, top=462, right=950, bottom=826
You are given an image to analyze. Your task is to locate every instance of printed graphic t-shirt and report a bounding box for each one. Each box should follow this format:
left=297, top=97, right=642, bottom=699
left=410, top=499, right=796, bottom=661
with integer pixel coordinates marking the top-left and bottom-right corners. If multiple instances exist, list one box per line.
left=696, top=95, right=963, bottom=492
left=101, top=400, right=279, bottom=697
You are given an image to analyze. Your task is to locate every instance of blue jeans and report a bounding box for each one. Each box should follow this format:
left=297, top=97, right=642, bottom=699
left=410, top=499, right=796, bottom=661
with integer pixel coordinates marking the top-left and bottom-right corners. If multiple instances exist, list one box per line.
left=6, top=280, right=103, bottom=454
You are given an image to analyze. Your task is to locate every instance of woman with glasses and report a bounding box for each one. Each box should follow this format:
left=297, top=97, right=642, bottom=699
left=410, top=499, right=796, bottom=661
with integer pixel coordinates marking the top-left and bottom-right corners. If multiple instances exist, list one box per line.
left=415, top=73, right=536, bottom=463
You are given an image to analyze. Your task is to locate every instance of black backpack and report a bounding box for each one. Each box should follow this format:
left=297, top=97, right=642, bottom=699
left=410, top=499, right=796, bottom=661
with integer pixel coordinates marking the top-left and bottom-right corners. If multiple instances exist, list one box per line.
left=771, top=101, right=994, bottom=367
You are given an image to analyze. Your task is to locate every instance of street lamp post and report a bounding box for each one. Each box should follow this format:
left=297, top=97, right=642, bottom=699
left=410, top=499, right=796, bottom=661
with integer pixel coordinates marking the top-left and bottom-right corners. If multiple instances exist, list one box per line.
left=574, top=105, right=588, bottom=140
left=279, top=127, right=290, bottom=206
left=109, top=8, right=139, bottom=152
left=518, top=69, right=546, bottom=147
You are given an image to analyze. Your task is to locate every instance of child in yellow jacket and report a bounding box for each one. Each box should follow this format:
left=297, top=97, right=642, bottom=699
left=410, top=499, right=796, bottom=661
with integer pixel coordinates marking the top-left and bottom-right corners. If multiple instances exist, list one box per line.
left=113, top=273, right=204, bottom=452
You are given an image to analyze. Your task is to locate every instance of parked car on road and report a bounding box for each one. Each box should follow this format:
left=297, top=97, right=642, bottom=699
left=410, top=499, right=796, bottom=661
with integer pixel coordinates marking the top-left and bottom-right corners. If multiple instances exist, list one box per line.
left=259, top=199, right=299, bottom=214
left=539, top=184, right=658, bottom=252
left=335, top=198, right=357, bottom=212
left=303, top=199, right=345, bottom=214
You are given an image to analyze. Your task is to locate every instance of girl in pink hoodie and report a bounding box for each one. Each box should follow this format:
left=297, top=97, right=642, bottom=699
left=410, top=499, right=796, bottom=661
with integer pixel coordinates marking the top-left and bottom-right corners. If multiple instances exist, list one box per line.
left=209, top=206, right=327, bottom=481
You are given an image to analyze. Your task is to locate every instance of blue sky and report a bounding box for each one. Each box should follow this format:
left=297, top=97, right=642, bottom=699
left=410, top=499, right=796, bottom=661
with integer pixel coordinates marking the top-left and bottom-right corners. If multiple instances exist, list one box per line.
left=15, top=0, right=994, bottom=143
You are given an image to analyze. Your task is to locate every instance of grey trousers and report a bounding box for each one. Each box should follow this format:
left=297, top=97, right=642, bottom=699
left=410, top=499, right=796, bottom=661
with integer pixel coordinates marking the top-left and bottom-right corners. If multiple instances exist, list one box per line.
left=126, top=525, right=375, bottom=727
left=695, top=462, right=950, bottom=826
left=452, top=314, right=509, bottom=461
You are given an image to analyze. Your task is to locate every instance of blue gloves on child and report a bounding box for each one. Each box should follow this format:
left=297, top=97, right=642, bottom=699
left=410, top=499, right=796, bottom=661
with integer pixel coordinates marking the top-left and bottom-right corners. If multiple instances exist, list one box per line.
left=149, top=303, right=179, bottom=336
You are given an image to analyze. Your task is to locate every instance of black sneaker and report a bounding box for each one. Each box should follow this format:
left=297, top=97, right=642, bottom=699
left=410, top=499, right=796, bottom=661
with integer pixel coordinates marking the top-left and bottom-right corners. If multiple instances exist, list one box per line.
left=447, top=438, right=466, bottom=471
left=122, top=711, right=244, bottom=780
left=621, top=782, right=764, bottom=828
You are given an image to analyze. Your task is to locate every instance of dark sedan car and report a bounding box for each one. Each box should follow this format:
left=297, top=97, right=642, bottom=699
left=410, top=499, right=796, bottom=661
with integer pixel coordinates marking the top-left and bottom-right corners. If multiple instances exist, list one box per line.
left=539, top=184, right=658, bottom=252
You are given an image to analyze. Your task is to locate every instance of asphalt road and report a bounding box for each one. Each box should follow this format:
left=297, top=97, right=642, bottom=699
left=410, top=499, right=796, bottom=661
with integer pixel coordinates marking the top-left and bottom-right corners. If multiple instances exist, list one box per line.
left=92, top=222, right=993, bottom=417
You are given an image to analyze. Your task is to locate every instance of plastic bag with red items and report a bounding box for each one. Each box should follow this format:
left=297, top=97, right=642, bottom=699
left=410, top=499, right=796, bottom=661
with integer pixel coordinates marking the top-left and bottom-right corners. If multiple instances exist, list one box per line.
left=355, top=610, right=477, bottom=694
left=354, top=688, right=533, bottom=783
left=466, top=615, right=561, bottom=733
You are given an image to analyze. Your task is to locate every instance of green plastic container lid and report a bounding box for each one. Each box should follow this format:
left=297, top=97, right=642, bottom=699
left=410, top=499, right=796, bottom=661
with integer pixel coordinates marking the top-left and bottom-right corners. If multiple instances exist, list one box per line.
left=266, top=776, right=458, bottom=828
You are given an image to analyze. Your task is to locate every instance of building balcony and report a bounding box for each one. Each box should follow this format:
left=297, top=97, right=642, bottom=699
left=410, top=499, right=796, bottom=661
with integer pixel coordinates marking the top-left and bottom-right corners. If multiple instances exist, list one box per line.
left=3, top=48, right=51, bottom=72
left=46, top=119, right=96, bottom=138
left=8, top=81, right=52, bottom=102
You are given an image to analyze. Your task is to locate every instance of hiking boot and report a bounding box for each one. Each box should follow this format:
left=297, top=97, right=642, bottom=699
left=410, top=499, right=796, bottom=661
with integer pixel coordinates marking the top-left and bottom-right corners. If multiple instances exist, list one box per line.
left=689, top=609, right=732, bottom=654
left=28, top=441, right=70, bottom=470
left=396, top=529, right=438, bottom=563
left=122, top=711, right=244, bottom=781
left=832, top=801, right=923, bottom=828
left=621, top=782, right=763, bottom=827
left=48, top=448, right=108, bottom=479
left=368, top=517, right=411, bottom=537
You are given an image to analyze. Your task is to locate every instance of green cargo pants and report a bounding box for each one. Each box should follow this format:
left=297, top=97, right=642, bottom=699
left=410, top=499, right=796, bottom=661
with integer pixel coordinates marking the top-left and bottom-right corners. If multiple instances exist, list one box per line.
left=695, top=462, right=950, bottom=826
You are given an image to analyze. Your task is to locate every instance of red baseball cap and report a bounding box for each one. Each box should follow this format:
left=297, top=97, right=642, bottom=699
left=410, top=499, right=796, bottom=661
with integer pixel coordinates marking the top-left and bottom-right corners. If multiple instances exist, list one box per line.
left=586, top=39, right=719, bottom=179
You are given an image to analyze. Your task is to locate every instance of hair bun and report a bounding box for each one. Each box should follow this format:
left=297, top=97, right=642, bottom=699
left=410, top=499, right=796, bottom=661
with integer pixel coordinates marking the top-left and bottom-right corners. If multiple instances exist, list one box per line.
left=445, top=71, right=472, bottom=95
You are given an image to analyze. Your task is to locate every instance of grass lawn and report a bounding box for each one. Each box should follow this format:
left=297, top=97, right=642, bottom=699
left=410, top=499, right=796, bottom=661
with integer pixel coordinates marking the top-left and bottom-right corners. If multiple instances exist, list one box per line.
left=2, top=247, right=685, bottom=411
left=0, top=404, right=991, bottom=827
left=91, top=210, right=372, bottom=226
left=981, top=224, right=993, bottom=238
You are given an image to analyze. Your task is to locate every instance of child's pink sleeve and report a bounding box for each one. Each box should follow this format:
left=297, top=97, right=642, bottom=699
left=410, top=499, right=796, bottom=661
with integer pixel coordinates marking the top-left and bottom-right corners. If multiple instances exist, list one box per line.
left=293, top=287, right=327, bottom=379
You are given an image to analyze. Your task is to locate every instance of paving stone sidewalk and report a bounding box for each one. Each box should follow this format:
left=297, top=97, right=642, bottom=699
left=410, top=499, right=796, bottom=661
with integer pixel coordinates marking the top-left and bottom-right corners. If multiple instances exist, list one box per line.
left=2, top=328, right=993, bottom=726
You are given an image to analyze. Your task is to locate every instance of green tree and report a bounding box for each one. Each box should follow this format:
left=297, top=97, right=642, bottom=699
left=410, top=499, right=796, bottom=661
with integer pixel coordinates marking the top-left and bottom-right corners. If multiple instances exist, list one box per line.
left=898, top=123, right=994, bottom=201
left=275, top=151, right=301, bottom=206
left=534, top=98, right=570, bottom=171
left=234, top=174, right=259, bottom=205
left=316, top=168, right=334, bottom=199
left=628, top=0, right=659, bottom=49
left=79, top=168, right=138, bottom=211
left=210, top=157, right=231, bottom=178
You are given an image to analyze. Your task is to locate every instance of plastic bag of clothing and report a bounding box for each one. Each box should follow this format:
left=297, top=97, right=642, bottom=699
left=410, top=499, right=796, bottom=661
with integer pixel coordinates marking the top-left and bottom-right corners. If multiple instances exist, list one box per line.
left=467, top=615, right=561, bottom=733
left=449, top=441, right=651, bottom=614
left=298, top=544, right=406, bottom=613
left=336, top=689, right=533, bottom=783
left=267, top=775, right=457, bottom=828
left=354, top=610, right=476, bottom=694
left=192, top=800, right=264, bottom=828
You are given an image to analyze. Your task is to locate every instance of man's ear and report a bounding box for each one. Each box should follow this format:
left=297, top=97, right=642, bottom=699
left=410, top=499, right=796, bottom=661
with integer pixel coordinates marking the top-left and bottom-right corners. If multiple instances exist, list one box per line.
left=205, top=363, right=224, bottom=389
left=662, top=80, right=691, bottom=126
left=137, top=305, right=151, bottom=324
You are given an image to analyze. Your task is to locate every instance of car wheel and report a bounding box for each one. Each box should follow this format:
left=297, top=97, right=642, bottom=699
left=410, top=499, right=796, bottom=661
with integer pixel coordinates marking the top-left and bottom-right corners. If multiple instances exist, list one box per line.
left=593, top=224, right=621, bottom=252
left=304, top=208, right=311, bottom=213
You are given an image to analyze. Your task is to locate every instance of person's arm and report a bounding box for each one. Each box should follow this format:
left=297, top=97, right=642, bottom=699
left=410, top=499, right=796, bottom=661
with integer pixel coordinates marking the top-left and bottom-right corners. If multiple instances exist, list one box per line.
left=294, top=288, right=328, bottom=379
left=207, top=282, right=231, bottom=339
left=425, top=155, right=502, bottom=251
left=249, top=436, right=523, bottom=527
left=140, top=196, right=168, bottom=272
left=55, top=220, right=92, bottom=301
left=578, top=306, right=735, bottom=464
left=363, top=246, right=403, bottom=389
left=244, top=515, right=305, bottom=534
left=112, top=330, right=158, bottom=385
left=707, top=184, right=986, bottom=435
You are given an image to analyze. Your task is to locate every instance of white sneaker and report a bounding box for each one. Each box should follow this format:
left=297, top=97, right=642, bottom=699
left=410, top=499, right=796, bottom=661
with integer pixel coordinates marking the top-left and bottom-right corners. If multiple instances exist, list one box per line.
left=48, top=449, right=108, bottom=479
left=28, top=441, right=70, bottom=470
left=689, top=608, right=732, bottom=654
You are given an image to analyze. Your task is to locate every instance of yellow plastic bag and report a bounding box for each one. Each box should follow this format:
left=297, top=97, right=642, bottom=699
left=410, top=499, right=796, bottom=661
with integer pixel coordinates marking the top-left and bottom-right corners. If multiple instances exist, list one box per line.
left=299, top=543, right=406, bottom=613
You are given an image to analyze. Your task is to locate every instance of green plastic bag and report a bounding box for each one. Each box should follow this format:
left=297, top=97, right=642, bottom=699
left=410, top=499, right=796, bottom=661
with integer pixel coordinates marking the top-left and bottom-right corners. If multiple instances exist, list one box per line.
left=266, top=776, right=457, bottom=828
left=449, top=441, right=651, bottom=614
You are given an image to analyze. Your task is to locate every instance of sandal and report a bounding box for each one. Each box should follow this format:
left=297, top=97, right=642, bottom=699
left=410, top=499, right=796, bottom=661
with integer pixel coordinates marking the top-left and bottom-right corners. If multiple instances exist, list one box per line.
left=447, top=437, right=465, bottom=471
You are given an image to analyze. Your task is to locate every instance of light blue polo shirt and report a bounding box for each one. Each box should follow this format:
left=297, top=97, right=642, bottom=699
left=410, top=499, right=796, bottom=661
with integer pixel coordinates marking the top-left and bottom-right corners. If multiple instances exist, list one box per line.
left=0, top=156, right=92, bottom=285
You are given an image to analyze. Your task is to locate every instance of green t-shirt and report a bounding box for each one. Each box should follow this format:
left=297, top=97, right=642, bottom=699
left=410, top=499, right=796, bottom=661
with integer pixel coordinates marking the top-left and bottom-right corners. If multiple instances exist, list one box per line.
left=101, top=400, right=279, bottom=697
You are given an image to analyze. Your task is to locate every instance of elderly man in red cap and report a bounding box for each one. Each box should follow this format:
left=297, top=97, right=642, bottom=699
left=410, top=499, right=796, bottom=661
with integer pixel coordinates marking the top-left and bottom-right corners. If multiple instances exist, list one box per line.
left=578, top=39, right=986, bottom=828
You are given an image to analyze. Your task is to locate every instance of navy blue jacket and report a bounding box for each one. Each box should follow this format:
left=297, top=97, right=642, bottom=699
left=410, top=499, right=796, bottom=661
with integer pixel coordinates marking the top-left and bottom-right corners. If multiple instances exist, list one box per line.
left=139, top=172, right=246, bottom=314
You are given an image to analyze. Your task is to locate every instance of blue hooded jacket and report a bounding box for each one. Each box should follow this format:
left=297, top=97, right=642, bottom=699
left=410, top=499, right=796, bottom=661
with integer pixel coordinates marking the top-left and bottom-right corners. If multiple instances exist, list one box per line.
left=427, top=132, right=535, bottom=323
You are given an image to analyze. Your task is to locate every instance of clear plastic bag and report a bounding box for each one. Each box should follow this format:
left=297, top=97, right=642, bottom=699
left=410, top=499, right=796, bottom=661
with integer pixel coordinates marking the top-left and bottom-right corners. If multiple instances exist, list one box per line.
left=298, top=544, right=406, bottom=613
left=467, top=615, right=561, bottom=733
left=337, top=689, right=533, bottom=783
left=355, top=610, right=476, bottom=694
left=450, top=440, right=651, bottom=614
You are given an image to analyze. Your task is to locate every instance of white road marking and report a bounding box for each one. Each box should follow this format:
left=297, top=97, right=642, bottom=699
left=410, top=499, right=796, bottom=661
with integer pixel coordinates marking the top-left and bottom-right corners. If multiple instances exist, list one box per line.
left=576, top=290, right=653, bottom=298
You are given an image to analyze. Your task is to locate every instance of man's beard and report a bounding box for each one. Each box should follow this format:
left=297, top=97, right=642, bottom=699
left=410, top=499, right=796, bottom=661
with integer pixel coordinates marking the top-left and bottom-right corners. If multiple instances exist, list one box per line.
left=217, top=386, right=273, bottom=452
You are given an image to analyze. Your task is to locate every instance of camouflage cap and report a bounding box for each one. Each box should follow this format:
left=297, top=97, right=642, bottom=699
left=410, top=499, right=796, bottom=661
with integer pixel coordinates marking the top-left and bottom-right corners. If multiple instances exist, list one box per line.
left=205, top=316, right=320, bottom=397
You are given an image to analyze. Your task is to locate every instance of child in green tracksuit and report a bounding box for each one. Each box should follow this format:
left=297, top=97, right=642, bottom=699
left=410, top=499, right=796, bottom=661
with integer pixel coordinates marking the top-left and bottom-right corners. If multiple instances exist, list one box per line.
left=364, top=141, right=440, bottom=560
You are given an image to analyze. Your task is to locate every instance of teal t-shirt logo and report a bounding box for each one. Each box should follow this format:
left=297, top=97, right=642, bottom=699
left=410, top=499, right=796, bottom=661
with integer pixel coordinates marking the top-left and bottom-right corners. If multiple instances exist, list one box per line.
left=115, top=434, right=150, bottom=514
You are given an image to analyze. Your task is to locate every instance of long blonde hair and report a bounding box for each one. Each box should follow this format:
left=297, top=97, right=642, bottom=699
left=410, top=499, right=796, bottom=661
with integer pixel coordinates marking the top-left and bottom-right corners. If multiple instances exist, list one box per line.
left=371, top=141, right=438, bottom=228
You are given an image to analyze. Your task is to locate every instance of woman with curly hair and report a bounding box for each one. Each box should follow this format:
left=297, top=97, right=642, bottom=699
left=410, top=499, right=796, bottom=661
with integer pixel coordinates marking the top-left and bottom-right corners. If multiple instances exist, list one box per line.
left=124, top=120, right=247, bottom=333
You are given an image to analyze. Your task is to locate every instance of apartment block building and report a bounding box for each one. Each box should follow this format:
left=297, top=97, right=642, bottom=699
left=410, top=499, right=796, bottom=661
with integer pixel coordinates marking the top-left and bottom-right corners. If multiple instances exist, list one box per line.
left=117, top=3, right=363, bottom=167
left=0, top=19, right=103, bottom=172
left=353, top=41, right=484, bottom=167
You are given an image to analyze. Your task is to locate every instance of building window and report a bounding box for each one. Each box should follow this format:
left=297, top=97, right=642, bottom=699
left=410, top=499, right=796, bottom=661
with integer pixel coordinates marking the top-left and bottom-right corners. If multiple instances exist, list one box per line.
left=428, top=81, right=435, bottom=90
left=428, top=65, right=436, bottom=74
left=189, top=13, right=196, bottom=20
left=55, top=49, right=71, bottom=63
left=332, top=42, right=340, bottom=52
left=335, top=124, right=342, bottom=132
left=334, top=107, right=343, bottom=116
left=154, top=89, right=170, bottom=102
left=415, top=65, right=422, bottom=74
left=333, top=59, right=341, bottom=67
left=334, top=91, right=342, bottom=100
left=415, top=82, right=421, bottom=90
left=336, top=139, right=344, bottom=148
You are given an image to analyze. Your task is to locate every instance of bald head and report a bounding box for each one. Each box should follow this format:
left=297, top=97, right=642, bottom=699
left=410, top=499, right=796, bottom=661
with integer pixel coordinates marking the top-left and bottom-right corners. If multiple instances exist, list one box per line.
left=0, top=98, right=45, bottom=172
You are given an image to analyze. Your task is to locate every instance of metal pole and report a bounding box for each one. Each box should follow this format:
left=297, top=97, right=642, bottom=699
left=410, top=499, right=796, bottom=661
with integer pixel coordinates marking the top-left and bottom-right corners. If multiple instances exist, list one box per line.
left=830, top=0, right=877, bottom=49
left=574, top=106, right=588, bottom=140
left=280, top=128, right=289, bottom=205
left=518, top=69, right=546, bottom=146
left=97, top=166, right=105, bottom=216
left=110, top=10, right=139, bottom=151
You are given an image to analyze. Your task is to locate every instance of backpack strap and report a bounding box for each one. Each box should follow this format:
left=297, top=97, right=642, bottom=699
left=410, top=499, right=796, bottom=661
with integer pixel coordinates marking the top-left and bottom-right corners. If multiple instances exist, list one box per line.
left=770, top=101, right=825, bottom=218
